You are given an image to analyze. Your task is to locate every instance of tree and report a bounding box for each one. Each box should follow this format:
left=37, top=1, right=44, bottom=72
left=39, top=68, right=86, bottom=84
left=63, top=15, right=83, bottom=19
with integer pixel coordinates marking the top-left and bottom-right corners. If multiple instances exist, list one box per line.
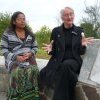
left=35, top=25, right=51, bottom=48
left=0, top=12, right=11, bottom=40
left=81, top=0, right=100, bottom=38
left=80, top=23, right=94, bottom=37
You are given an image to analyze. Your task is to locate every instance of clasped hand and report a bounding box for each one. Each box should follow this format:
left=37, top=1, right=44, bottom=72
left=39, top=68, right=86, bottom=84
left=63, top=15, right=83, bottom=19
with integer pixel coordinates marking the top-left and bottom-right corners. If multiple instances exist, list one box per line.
left=16, top=52, right=32, bottom=62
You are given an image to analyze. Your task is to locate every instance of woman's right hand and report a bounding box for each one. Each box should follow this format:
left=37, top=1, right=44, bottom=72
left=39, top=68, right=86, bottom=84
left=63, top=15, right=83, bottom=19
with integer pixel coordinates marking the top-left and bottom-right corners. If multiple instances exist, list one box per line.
left=16, top=55, right=28, bottom=62
left=42, top=40, right=54, bottom=53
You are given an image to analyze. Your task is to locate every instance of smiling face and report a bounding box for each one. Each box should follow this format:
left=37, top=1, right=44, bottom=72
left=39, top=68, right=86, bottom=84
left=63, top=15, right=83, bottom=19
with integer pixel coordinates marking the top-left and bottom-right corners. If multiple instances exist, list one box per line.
left=61, top=7, right=75, bottom=28
left=13, top=13, right=26, bottom=29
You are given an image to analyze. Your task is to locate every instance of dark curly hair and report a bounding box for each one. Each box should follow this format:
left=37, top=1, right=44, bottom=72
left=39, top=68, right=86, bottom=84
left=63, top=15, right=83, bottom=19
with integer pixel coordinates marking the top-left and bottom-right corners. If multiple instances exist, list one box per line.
left=6, top=11, right=35, bottom=40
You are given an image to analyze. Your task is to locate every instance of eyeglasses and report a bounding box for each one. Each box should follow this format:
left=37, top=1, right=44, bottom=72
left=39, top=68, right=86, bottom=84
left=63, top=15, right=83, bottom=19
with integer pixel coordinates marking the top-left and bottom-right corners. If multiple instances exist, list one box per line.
left=63, top=13, right=74, bottom=18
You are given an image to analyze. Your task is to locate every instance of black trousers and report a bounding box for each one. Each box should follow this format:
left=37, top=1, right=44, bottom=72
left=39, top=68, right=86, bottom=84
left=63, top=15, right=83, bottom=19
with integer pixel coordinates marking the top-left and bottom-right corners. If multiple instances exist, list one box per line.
left=39, top=59, right=80, bottom=100
left=53, top=59, right=79, bottom=100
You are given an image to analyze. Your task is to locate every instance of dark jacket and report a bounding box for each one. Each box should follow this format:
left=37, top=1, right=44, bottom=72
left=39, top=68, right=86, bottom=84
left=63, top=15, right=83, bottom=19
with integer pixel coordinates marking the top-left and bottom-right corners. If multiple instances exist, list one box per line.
left=40, top=24, right=86, bottom=87
left=46, top=24, right=86, bottom=70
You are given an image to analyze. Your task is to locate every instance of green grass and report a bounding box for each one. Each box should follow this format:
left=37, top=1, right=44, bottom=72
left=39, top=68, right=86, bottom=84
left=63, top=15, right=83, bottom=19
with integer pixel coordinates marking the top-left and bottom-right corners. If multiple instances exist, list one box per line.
left=36, top=49, right=50, bottom=59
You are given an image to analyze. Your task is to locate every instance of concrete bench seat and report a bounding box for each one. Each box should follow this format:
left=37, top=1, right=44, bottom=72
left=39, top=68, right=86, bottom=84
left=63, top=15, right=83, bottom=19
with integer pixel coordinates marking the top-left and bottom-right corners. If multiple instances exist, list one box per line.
left=0, top=39, right=100, bottom=100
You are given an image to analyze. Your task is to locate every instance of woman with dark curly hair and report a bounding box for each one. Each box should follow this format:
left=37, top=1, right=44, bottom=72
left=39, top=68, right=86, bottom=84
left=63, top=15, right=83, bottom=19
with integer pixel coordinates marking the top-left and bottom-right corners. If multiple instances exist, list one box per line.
left=1, top=11, right=40, bottom=100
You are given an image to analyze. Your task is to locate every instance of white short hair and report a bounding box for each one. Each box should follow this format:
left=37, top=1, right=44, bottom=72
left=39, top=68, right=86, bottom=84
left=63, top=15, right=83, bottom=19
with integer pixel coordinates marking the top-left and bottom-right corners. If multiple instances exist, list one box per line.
left=60, top=7, right=74, bottom=17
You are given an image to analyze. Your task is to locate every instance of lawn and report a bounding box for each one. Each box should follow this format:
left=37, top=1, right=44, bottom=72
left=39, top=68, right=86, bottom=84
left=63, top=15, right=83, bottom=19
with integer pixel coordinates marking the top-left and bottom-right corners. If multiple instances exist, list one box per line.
left=36, top=49, right=50, bottom=59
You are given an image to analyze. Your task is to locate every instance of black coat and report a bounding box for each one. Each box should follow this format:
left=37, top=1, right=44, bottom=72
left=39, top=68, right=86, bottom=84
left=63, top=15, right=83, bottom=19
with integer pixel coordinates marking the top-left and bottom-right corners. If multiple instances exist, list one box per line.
left=46, top=24, right=86, bottom=70
left=40, top=24, right=86, bottom=88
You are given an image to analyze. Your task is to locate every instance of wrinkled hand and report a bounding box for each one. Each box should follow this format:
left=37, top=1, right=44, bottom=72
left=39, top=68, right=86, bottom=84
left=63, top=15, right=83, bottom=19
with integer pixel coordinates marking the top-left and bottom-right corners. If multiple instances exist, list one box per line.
left=81, top=37, right=94, bottom=46
left=42, top=40, right=54, bottom=53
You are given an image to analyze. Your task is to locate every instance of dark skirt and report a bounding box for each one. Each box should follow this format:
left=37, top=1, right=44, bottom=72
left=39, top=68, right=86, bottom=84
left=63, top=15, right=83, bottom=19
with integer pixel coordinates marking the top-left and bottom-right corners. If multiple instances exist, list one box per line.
left=7, top=65, right=40, bottom=100
left=39, top=59, right=80, bottom=100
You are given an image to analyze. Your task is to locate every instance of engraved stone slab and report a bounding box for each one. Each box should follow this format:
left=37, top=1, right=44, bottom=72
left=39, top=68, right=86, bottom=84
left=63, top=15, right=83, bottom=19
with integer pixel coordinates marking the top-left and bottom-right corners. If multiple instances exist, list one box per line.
left=90, top=47, right=100, bottom=84
left=78, top=39, right=100, bottom=86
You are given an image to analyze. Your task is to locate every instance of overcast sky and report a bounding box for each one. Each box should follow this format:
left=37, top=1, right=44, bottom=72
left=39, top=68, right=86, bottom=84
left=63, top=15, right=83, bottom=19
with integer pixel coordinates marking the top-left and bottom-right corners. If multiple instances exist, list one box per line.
left=0, top=0, right=97, bottom=32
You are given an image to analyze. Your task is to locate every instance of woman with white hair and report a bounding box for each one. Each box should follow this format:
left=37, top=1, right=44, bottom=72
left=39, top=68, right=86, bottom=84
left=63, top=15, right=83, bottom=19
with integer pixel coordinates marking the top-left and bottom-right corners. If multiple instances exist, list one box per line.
left=39, top=7, right=93, bottom=100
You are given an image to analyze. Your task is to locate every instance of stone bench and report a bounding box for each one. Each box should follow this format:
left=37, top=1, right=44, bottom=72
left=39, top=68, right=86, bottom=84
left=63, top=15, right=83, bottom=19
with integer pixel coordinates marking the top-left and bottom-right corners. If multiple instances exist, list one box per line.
left=1, top=39, right=100, bottom=100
